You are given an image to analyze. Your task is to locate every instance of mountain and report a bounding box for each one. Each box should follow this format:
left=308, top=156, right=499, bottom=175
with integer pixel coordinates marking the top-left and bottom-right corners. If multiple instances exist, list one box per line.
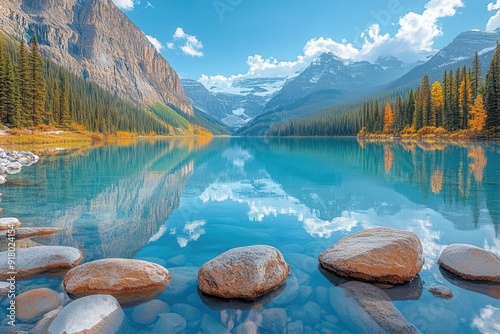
left=0, top=0, right=192, bottom=115
left=238, top=53, right=414, bottom=135
left=182, top=77, right=286, bottom=130
left=389, top=30, right=500, bottom=89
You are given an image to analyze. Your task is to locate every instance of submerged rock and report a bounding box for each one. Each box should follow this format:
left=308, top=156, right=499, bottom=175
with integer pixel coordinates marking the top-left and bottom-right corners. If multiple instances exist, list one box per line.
left=131, top=299, right=169, bottom=325
left=330, top=281, right=418, bottom=333
left=0, top=227, right=60, bottom=239
left=153, top=313, right=187, bottom=334
left=198, top=245, right=289, bottom=299
left=63, top=258, right=171, bottom=305
left=47, top=295, right=124, bottom=334
left=319, top=227, right=424, bottom=284
left=428, top=285, right=454, bottom=299
left=438, top=244, right=500, bottom=282
left=15, top=288, right=60, bottom=322
left=0, top=217, right=20, bottom=230
left=0, top=246, right=83, bottom=279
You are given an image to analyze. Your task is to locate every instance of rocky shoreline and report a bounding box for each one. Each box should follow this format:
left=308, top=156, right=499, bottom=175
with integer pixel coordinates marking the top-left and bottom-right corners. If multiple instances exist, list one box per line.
left=0, top=149, right=499, bottom=333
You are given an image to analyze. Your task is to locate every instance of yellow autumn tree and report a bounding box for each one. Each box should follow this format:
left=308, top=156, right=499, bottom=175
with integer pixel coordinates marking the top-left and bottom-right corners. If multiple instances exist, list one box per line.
left=430, top=81, right=444, bottom=127
left=383, top=103, right=394, bottom=134
left=383, top=145, right=393, bottom=174
left=469, top=95, right=487, bottom=131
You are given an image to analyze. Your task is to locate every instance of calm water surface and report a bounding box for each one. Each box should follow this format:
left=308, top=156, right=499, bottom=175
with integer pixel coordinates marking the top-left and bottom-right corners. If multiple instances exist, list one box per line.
left=1, top=138, right=499, bottom=333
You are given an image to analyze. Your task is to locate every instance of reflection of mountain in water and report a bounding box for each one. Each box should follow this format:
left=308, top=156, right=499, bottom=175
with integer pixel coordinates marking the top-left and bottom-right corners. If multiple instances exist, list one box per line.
left=5, top=139, right=221, bottom=260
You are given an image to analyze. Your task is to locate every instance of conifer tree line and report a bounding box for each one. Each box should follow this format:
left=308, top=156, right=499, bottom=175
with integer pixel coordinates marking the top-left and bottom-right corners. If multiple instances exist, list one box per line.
left=269, top=46, right=500, bottom=137
left=0, top=34, right=173, bottom=134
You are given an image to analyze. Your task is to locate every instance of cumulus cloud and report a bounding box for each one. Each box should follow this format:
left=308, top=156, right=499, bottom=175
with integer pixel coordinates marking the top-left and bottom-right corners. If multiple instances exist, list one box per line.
left=146, top=35, right=163, bottom=53
left=170, top=27, right=204, bottom=57
left=112, top=0, right=137, bottom=11
left=472, top=306, right=500, bottom=334
left=487, top=1, right=500, bottom=31
left=200, top=0, right=463, bottom=92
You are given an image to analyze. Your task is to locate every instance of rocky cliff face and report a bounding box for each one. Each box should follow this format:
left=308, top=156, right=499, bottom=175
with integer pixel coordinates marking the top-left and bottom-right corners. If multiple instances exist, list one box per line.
left=0, top=0, right=193, bottom=115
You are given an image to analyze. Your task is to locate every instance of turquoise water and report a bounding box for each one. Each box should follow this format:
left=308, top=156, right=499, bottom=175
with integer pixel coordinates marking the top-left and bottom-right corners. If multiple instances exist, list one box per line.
left=1, top=138, right=499, bottom=333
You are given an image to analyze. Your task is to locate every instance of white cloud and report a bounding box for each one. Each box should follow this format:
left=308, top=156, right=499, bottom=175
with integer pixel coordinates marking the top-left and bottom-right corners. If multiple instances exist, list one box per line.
left=146, top=35, right=163, bottom=53
left=487, top=1, right=500, bottom=31
left=472, top=306, right=500, bottom=334
left=200, top=0, right=463, bottom=93
left=112, top=0, right=136, bottom=11
left=171, top=27, right=204, bottom=57
left=488, top=0, right=500, bottom=11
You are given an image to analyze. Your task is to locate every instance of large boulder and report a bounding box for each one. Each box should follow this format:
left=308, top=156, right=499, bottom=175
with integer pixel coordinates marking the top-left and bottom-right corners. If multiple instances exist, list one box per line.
left=63, top=258, right=171, bottom=305
left=319, top=227, right=424, bottom=284
left=47, top=295, right=124, bottom=334
left=198, top=245, right=289, bottom=299
left=0, top=246, right=83, bottom=279
left=330, top=281, right=418, bottom=333
left=15, top=288, right=60, bottom=322
left=438, top=244, right=500, bottom=282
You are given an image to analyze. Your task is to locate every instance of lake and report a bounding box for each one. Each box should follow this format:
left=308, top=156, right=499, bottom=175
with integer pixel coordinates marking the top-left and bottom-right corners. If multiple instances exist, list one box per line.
left=1, top=137, right=499, bottom=333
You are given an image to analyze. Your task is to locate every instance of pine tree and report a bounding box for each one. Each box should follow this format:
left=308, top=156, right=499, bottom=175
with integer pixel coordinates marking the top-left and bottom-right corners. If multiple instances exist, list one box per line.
left=431, top=81, right=444, bottom=127
left=459, top=66, right=472, bottom=129
left=420, top=74, right=432, bottom=127
left=17, top=39, right=31, bottom=127
left=29, top=35, right=46, bottom=126
left=406, top=89, right=415, bottom=127
left=413, top=87, right=423, bottom=129
left=485, top=44, right=500, bottom=130
left=59, top=73, right=70, bottom=127
left=0, top=42, right=20, bottom=128
left=469, top=95, right=487, bottom=131
left=383, top=103, right=394, bottom=133
left=471, top=51, right=482, bottom=99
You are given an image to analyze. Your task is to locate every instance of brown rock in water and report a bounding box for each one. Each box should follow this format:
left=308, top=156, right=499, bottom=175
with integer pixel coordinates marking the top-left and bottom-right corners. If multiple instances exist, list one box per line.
left=15, top=288, right=60, bottom=322
left=0, top=246, right=83, bottom=279
left=330, top=281, right=418, bottom=333
left=438, top=244, right=500, bottom=282
left=0, top=227, right=60, bottom=239
left=63, top=258, right=171, bottom=305
left=428, top=285, right=454, bottom=299
left=0, top=0, right=192, bottom=115
left=198, top=245, right=289, bottom=299
left=319, top=227, right=424, bottom=284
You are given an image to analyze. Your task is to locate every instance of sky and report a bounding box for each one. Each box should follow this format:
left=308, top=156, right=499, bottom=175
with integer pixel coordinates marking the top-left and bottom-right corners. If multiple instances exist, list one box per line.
left=115, top=0, right=500, bottom=90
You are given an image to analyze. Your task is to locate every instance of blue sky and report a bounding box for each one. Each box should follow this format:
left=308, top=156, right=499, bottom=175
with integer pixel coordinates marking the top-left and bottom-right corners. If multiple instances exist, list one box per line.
left=114, top=0, right=499, bottom=87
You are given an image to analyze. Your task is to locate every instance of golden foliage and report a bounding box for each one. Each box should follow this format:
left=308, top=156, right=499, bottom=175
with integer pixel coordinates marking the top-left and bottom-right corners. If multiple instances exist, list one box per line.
left=469, top=95, right=487, bottom=131
left=383, top=104, right=394, bottom=134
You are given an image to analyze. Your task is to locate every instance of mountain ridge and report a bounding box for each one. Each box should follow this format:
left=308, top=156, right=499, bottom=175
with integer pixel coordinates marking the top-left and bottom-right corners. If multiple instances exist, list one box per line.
left=0, top=0, right=193, bottom=115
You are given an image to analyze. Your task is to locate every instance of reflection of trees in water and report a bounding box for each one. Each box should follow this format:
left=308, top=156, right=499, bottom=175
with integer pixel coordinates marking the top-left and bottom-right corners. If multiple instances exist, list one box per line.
left=356, top=139, right=495, bottom=233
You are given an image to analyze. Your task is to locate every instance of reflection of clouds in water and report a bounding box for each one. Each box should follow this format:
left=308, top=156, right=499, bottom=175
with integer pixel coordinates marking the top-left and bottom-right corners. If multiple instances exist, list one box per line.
left=472, top=305, right=500, bottom=334
left=221, top=147, right=253, bottom=169
left=303, top=213, right=359, bottom=238
left=177, top=220, right=206, bottom=248
left=483, top=238, right=500, bottom=256
left=408, top=217, right=446, bottom=270
left=148, top=225, right=166, bottom=243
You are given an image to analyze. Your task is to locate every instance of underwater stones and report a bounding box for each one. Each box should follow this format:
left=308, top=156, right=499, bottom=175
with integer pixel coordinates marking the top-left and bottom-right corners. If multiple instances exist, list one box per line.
left=15, top=288, right=60, bottom=322
left=319, top=227, right=424, bottom=284
left=0, top=246, right=83, bottom=279
left=330, top=281, right=418, bottom=333
left=438, top=244, right=500, bottom=282
left=63, top=258, right=171, bottom=305
left=131, top=299, right=169, bottom=325
left=47, top=295, right=124, bottom=334
left=198, top=245, right=289, bottom=299
left=153, top=313, right=187, bottom=334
